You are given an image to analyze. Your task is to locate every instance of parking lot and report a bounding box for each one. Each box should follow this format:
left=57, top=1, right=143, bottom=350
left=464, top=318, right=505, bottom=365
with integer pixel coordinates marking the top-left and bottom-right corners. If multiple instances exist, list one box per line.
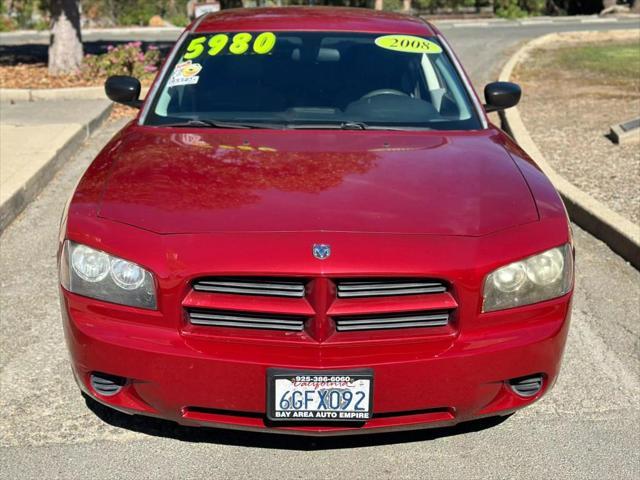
left=1, top=19, right=639, bottom=480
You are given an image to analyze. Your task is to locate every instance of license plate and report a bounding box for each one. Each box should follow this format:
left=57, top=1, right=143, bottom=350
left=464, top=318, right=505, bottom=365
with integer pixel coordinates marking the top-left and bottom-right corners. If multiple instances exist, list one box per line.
left=267, top=369, right=373, bottom=422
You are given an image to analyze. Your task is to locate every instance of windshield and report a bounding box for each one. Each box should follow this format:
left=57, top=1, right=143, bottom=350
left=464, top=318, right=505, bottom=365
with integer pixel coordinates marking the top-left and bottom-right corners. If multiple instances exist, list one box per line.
left=145, top=31, right=482, bottom=130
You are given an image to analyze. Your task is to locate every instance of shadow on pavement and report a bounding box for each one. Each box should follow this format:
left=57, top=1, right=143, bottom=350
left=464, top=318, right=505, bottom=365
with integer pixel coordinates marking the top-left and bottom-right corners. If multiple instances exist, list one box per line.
left=0, top=41, right=174, bottom=65
left=84, top=394, right=512, bottom=450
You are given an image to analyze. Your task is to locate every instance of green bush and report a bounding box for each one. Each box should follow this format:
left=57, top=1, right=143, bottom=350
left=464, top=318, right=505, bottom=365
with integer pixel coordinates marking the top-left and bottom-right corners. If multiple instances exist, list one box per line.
left=167, top=13, right=189, bottom=27
left=0, top=0, right=602, bottom=31
left=495, top=0, right=527, bottom=17
left=413, top=0, right=488, bottom=11
left=382, top=0, right=403, bottom=10
left=117, top=2, right=160, bottom=26
left=0, top=16, right=18, bottom=32
left=1, top=0, right=48, bottom=30
left=83, top=0, right=191, bottom=27
left=32, top=17, right=49, bottom=30
left=82, top=41, right=161, bottom=80
left=495, top=0, right=546, bottom=17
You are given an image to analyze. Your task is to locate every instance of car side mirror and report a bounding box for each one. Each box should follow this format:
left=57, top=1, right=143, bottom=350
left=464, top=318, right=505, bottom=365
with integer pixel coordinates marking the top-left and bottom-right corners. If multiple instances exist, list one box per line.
left=105, top=75, right=142, bottom=108
left=484, top=82, right=521, bottom=113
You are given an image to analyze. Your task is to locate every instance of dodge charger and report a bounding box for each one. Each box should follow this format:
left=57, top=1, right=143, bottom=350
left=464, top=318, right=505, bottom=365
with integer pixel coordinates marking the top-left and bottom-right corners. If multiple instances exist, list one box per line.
left=58, top=7, right=574, bottom=435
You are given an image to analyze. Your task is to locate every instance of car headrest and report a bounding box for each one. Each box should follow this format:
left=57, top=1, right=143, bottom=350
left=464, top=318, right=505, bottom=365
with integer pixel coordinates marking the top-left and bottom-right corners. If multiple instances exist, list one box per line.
left=291, top=48, right=341, bottom=62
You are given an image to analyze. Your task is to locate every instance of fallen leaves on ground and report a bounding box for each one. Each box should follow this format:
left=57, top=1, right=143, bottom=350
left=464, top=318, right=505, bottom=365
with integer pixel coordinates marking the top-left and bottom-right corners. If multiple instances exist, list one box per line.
left=0, top=64, right=98, bottom=89
left=514, top=34, right=640, bottom=225
left=108, top=104, right=138, bottom=121
left=0, top=63, right=154, bottom=90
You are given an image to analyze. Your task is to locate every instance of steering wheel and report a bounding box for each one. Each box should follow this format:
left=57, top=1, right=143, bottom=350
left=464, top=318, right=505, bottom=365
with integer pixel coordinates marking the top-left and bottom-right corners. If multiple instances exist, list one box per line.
left=359, top=89, right=409, bottom=101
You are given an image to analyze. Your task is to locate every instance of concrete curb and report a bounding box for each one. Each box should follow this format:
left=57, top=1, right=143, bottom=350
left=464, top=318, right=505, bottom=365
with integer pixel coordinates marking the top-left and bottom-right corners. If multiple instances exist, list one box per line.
left=499, top=31, right=640, bottom=269
left=434, top=14, right=640, bottom=28
left=0, top=26, right=182, bottom=40
left=0, top=102, right=113, bottom=233
left=0, top=86, right=150, bottom=103
left=0, top=86, right=103, bottom=102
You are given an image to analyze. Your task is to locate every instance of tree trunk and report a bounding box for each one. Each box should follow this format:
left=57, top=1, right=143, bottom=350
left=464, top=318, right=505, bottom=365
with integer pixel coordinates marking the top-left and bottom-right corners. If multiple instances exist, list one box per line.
left=375, top=0, right=384, bottom=10
left=632, top=0, right=640, bottom=13
left=403, top=0, right=412, bottom=11
left=48, top=0, right=83, bottom=75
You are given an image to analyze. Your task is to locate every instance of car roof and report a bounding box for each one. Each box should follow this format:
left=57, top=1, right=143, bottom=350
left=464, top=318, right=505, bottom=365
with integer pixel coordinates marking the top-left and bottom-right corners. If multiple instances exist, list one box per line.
left=193, top=7, right=437, bottom=36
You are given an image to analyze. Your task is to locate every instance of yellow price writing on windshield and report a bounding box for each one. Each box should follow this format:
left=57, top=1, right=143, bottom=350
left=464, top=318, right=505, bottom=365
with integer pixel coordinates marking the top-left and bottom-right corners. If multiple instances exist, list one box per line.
left=207, top=34, right=229, bottom=56
left=375, top=35, right=442, bottom=54
left=183, top=32, right=277, bottom=59
left=184, top=36, right=206, bottom=59
left=253, top=32, right=276, bottom=54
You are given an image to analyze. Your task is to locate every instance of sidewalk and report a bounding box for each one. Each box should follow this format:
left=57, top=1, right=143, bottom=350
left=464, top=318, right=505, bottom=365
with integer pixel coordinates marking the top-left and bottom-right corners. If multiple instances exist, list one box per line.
left=0, top=99, right=112, bottom=232
left=433, top=13, right=640, bottom=28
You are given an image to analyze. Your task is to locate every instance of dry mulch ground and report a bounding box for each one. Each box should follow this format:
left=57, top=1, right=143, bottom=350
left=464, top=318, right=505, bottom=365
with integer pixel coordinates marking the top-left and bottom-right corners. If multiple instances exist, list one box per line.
left=0, top=63, right=155, bottom=89
left=0, top=64, right=144, bottom=122
left=108, top=103, right=138, bottom=121
left=513, top=31, right=640, bottom=225
left=0, top=63, right=99, bottom=89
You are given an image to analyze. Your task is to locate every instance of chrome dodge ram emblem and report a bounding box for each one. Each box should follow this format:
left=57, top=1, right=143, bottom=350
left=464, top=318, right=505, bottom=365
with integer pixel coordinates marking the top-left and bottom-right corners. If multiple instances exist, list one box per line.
left=312, top=244, right=331, bottom=260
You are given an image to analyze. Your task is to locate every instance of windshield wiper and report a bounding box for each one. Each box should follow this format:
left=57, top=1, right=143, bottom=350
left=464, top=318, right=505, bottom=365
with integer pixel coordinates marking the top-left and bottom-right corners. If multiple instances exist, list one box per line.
left=340, top=121, right=368, bottom=130
left=160, top=119, right=429, bottom=131
left=286, top=122, right=430, bottom=131
left=159, top=119, right=284, bottom=129
left=287, top=121, right=369, bottom=130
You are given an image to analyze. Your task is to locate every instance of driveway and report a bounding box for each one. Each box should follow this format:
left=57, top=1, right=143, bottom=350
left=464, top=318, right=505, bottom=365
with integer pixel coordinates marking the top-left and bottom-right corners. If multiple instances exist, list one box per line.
left=1, top=19, right=639, bottom=480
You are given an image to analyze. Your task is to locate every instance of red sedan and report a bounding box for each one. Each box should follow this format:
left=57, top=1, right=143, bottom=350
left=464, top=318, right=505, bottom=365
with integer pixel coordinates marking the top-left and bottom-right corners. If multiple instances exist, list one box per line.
left=59, top=7, right=574, bottom=435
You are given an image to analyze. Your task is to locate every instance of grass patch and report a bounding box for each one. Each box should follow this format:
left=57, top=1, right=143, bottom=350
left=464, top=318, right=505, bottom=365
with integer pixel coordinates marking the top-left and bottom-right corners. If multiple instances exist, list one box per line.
left=555, top=42, right=640, bottom=80
left=516, top=41, right=640, bottom=91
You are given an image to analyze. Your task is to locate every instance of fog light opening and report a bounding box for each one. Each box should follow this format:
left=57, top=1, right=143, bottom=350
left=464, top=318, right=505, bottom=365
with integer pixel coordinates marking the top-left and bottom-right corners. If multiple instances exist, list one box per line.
left=509, top=374, right=544, bottom=398
left=90, top=372, right=126, bottom=397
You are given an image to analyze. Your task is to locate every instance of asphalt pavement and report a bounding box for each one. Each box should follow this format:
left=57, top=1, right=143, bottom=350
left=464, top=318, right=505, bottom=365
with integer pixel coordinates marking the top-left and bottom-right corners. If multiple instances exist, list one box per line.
left=1, top=19, right=639, bottom=480
left=440, top=17, right=640, bottom=86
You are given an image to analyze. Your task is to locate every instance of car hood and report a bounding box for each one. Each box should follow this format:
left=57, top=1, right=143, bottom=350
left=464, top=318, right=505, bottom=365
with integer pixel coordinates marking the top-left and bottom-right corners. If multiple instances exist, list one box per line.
left=97, top=126, right=538, bottom=236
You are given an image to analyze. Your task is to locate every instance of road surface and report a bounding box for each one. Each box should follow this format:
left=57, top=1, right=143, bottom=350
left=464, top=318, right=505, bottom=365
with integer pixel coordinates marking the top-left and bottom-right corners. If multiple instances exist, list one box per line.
left=1, top=20, right=639, bottom=480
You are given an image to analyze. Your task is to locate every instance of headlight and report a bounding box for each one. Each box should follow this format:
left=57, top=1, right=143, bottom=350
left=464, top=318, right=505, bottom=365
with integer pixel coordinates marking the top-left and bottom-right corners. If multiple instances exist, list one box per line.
left=60, top=241, right=157, bottom=309
left=483, top=244, right=573, bottom=312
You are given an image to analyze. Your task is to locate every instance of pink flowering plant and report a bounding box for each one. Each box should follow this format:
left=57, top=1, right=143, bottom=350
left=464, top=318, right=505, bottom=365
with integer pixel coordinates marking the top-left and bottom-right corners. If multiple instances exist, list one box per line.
left=82, top=42, right=161, bottom=82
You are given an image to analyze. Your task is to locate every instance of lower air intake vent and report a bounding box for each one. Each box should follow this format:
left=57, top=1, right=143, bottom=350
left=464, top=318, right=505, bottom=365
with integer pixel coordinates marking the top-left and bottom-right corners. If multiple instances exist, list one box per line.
left=188, top=310, right=305, bottom=331
left=337, top=279, right=446, bottom=298
left=335, top=311, right=449, bottom=331
left=90, top=373, right=125, bottom=396
left=509, top=375, right=544, bottom=397
left=193, top=278, right=305, bottom=298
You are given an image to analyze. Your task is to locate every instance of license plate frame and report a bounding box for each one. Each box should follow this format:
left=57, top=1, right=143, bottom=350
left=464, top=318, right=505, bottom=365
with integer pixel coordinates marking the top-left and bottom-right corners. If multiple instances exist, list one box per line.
left=266, top=369, right=374, bottom=422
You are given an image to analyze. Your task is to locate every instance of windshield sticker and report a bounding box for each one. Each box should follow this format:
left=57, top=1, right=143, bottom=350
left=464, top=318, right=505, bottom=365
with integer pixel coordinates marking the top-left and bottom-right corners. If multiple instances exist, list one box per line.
left=183, top=32, right=277, bottom=60
left=375, top=35, right=442, bottom=54
left=167, top=61, right=202, bottom=88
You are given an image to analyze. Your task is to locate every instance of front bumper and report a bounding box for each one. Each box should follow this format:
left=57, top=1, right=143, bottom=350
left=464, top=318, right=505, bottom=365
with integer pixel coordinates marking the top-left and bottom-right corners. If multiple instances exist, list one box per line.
left=62, top=289, right=571, bottom=436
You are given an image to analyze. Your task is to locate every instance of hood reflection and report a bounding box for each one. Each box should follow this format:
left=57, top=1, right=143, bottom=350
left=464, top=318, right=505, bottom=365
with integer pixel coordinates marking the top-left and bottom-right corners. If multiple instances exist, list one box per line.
left=105, top=130, right=378, bottom=211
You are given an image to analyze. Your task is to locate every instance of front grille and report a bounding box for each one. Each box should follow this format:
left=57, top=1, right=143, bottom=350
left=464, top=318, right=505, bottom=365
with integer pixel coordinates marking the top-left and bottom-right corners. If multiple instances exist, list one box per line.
left=336, top=279, right=447, bottom=298
left=188, top=309, right=306, bottom=331
left=193, top=277, right=306, bottom=298
left=185, top=276, right=455, bottom=336
left=334, top=311, right=450, bottom=331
